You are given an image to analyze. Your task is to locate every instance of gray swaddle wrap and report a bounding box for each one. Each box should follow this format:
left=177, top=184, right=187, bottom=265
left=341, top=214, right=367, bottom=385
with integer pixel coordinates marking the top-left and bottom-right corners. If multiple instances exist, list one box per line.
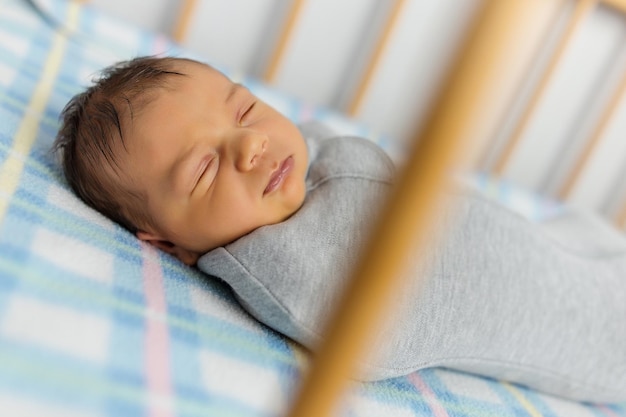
left=199, top=122, right=626, bottom=403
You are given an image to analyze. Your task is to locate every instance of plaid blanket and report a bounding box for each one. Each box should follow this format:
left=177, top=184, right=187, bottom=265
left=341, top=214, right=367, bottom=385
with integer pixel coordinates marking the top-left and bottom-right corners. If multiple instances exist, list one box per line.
left=0, top=0, right=624, bottom=415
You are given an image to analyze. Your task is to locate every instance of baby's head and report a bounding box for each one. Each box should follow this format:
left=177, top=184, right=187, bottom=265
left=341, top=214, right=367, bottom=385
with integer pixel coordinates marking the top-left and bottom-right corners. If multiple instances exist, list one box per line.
left=54, top=56, right=308, bottom=265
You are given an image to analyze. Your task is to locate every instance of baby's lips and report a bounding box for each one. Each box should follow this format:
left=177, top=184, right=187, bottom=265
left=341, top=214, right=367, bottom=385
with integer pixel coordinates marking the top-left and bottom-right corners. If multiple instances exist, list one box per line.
left=264, top=156, right=294, bottom=195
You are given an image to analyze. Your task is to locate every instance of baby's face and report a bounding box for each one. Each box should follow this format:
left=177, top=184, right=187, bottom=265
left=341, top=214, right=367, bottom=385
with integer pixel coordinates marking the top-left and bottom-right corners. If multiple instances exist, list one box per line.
left=123, top=61, right=308, bottom=265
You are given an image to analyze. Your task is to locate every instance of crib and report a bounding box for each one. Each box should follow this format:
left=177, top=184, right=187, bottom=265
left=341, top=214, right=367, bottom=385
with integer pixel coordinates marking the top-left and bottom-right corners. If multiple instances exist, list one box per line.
left=0, top=0, right=625, bottom=416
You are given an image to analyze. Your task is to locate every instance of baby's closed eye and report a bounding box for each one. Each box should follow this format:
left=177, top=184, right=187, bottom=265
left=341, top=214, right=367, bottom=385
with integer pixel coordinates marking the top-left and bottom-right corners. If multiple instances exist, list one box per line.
left=238, top=101, right=257, bottom=126
left=193, top=154, right=219, bottom=194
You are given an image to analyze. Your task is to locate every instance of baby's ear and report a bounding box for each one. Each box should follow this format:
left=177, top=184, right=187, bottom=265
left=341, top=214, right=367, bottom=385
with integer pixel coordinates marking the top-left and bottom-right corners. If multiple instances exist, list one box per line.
left=136, top=231, right=200, bottom=266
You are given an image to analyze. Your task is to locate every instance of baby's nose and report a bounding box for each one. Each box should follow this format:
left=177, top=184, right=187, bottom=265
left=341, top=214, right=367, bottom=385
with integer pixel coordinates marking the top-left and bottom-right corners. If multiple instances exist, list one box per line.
left=236, top=130, right=267, bottom=171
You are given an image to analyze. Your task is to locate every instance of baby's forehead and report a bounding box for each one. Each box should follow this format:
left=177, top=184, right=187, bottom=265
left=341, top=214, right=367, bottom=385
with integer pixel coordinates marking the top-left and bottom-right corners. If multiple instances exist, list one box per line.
left=120, top=72, right=189, bottom=131
left=116, top=59, right=232, bottom=151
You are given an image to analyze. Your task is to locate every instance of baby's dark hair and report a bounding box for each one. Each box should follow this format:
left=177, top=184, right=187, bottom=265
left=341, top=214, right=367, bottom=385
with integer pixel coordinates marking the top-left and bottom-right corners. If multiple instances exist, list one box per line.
left=53, top=56, right=190, bottom=233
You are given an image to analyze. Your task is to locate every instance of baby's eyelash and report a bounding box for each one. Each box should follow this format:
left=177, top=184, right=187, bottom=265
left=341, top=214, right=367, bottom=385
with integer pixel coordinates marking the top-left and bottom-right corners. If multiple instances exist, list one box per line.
left=193, top=156, right=213, bottom=191
left=239, top=102, right=256, bottom=124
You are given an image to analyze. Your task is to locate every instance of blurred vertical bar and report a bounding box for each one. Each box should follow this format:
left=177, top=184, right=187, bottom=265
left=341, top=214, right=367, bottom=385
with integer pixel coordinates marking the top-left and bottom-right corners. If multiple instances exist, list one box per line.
left=262, top=0, right=306, bottom=83
left=602, top=0, right=626, bottom=12
left=492, top=0, right=596, bottom=175
left=172, top=0, right=198, bottom=43
left=558, top=67, right=626, bottom=199
left=619, top=206, right=626, bottom=229
left=346, top=0, right=407, bottom=116
left=286, top=1, right=555, bottom=417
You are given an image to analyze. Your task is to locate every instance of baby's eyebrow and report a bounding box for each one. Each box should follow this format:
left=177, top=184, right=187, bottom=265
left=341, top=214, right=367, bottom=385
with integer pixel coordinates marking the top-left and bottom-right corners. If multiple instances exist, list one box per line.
left=225, top=83, right=241, bottom=104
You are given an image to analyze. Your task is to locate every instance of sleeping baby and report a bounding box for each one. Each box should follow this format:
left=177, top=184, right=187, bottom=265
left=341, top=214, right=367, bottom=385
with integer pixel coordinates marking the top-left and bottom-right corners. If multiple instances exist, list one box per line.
left=53, top=56, right=626, bottom=403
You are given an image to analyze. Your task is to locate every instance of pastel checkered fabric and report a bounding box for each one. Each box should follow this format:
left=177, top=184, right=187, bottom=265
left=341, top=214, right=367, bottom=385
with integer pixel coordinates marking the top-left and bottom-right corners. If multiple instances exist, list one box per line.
left=0, top=0, right=624, bottom=416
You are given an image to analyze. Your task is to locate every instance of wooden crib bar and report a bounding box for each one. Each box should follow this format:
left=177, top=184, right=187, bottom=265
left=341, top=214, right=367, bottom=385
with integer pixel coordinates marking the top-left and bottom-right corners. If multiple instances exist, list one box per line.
left=286, top=1, right=558, bottom=416
left=492, top=0, right=596, bottom=175
left=619, top=200, right=626, bottom=228
left=558, top=66, right=626, bottom=199
left=262, top=0, right=306, bottom=83
left=346, top=0, right=407, bottom=116
left=604, top=0, right=626, bottom=12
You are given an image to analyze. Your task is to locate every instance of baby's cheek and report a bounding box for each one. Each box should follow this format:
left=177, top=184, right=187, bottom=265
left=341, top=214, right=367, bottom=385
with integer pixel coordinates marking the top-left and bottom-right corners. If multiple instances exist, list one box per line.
left=285, top=179, right=307, bottom=217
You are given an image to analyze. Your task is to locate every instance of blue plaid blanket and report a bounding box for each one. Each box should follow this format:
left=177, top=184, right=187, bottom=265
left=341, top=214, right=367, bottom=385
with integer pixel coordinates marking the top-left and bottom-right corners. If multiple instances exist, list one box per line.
left=0, top=0, right=624, bottom=416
